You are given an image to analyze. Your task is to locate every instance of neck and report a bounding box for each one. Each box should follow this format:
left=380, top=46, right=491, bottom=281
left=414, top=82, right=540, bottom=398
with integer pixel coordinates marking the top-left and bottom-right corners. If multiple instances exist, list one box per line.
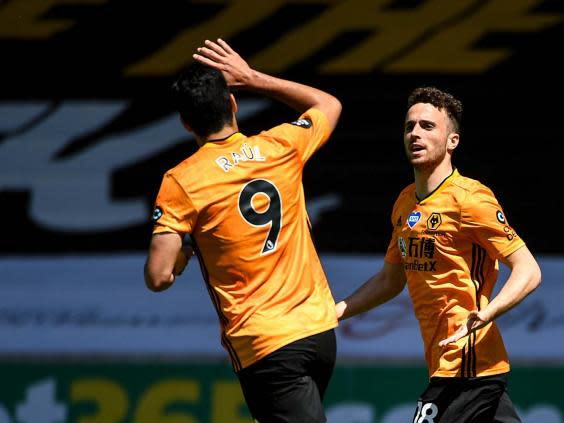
left=413, top=161, right=454, bottom=200
left=196, top=121, right=239, bottom=147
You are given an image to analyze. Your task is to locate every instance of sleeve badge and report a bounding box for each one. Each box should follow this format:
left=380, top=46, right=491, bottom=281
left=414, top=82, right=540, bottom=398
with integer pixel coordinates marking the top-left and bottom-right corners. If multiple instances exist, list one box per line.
left=290, top=118, right=312, bottom=128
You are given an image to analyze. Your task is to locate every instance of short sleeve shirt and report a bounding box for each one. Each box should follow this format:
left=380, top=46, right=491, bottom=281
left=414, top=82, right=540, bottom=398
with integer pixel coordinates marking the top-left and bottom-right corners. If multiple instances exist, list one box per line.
left=385, top=169, right=525, bottom=378
left=152, top=108, right=338, bottom=371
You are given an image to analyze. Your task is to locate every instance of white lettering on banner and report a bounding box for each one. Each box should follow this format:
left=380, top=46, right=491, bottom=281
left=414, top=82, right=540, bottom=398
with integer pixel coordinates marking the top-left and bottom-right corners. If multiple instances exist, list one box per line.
left=0, top=103, right=50, bottom=132
left=0, top=100, right=268, bottom=232
left=0, top=391, right=561, bottom=423
left=516, top=406, right=563, bottom=423
left=307, top=193, right=341, bottom=224
left=383, top=404, right=420, bottom=423
left=327, top=403, right=373, bottom=423
left=0, top=255, right=562, bottom=359
left=15, top=379, right=67, bottom=423
left=326, top=402, right=563, bottom=423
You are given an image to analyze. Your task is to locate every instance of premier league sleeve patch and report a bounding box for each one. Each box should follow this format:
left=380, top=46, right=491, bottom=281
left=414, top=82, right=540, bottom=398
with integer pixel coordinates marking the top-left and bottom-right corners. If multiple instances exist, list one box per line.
left=152, top=206, right=163, bottom=222
left=290, top=118, right=312, bottom=128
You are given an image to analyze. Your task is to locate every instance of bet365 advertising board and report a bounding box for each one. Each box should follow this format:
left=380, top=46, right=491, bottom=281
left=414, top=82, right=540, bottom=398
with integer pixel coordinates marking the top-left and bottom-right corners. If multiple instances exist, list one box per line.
left=0, top=363, right=562, bottom=423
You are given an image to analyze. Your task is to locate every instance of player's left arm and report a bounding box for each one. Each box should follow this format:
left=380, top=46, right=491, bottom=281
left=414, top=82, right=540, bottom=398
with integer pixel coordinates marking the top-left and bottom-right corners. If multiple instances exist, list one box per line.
left=193, top=38, right=342, bottom=131
left=440, top=185, right=542, bottom=346
left=485, top=245, right=542, bottom=319
left=144, top=233, right=194, bottom=292
left=439, top=245, right=541, bottom=346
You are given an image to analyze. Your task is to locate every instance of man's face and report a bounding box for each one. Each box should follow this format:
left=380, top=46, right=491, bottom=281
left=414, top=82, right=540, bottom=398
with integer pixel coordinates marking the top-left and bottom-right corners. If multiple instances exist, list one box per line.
left=404, top=102, right=455, bottom=170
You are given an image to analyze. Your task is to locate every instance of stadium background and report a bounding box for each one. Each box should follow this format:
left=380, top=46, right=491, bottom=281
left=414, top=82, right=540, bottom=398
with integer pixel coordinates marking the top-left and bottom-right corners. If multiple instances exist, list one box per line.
left=1, top=1, right=563, bottom=422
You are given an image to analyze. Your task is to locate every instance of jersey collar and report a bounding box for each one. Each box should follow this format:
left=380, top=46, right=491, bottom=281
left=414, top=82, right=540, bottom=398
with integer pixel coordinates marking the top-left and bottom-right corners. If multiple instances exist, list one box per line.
left=417, top=168, right=460, bottom=204
left=201, top=132, right=246, bottom=149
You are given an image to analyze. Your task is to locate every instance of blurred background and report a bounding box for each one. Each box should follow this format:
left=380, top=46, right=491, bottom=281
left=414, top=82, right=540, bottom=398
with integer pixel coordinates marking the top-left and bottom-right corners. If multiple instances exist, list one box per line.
left=1, top=0, right=563, bottom=422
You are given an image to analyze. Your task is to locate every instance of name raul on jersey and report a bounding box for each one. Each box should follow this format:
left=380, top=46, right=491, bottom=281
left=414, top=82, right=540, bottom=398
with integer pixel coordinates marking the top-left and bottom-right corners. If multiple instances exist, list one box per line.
left=215, top=143, right=265, bottom=172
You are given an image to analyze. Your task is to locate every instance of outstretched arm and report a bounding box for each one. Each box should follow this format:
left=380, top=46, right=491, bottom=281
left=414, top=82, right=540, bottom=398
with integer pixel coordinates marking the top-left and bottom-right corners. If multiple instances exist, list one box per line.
left=439, top=245, right=541, bottom=346
left=193, top=38, right=342, bottom=131
left=336, top=261, right=407, bottom=320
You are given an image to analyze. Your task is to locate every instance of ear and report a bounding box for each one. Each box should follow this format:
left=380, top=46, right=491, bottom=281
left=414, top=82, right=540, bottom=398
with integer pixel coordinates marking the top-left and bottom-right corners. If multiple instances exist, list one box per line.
left=230, top=93, right=238, bottom=114
left=447, top=133, right=460, bottom=152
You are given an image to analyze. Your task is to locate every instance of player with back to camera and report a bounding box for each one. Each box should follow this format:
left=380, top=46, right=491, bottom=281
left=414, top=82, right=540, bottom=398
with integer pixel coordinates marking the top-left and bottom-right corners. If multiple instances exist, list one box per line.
left=144, top=38, right=342, bottom=423
left=336, top=87, right=541, bottom=423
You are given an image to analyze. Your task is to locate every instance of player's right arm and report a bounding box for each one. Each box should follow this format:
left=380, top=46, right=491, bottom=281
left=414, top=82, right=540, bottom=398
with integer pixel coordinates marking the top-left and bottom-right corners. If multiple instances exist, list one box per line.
left=336, top=261, right=406, bottom=320
left=145, top=171, right=197, bottom=292
left=193, top=38, right=342, bottom=131
left=144, top=232, right=195, bottom=292
left=144, top=232, right=182, bottom=291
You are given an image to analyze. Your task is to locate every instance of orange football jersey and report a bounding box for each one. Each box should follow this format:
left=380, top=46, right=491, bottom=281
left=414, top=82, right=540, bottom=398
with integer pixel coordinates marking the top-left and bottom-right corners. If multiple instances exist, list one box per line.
left=385, top=169, right=525, bottom=378
left=152, top=108, right=338, bottom=371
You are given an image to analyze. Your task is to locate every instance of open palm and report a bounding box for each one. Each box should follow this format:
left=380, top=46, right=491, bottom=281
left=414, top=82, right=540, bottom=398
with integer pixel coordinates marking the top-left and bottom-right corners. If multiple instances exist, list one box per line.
left=438, top=310, right=489, bottom=347
left=193, top=38, right=252, bottom=88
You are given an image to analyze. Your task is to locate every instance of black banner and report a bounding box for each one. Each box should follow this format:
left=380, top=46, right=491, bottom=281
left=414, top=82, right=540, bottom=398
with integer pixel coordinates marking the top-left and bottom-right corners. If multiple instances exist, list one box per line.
left=1, top=0, right=562, bottom=253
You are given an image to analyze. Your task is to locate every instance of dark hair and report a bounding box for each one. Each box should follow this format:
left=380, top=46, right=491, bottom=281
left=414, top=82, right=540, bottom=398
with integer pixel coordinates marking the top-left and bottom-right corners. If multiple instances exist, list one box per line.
left=407, top=87, right=463, bottom=132
left=170, top=62, right=232, bottom=138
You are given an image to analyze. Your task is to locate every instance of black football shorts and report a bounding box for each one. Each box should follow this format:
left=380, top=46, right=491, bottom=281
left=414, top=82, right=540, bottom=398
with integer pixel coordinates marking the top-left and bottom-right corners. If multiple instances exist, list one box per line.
left=237, top=329, right=336, bottom=423
left=412, top=373, right=521, bottom=423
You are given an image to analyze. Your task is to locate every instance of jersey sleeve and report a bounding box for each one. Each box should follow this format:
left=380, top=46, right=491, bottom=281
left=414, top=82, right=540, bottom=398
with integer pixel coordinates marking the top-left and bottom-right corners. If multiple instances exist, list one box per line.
left=151, top=172, right=197, bottom=235
left=384, top=229, right=403, bottom=264
left=461, top=185, right=525, bottom=259
left=384, top=198, right=404, bottom=264
left=262, top=107, right=331, bottom=163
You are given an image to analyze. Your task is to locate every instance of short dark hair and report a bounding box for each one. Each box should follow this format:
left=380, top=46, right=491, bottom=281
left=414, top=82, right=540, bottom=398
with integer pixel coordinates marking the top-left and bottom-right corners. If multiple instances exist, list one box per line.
left=407, top=87, right=463, bottom=132
left=170, top=62, right=232, bottom=138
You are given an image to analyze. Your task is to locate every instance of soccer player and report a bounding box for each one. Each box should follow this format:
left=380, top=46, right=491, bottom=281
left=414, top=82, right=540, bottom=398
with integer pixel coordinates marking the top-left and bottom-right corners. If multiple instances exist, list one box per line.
left=336, top=87, right=541, bottom=423
left=144, top=38, right=342, bottom=423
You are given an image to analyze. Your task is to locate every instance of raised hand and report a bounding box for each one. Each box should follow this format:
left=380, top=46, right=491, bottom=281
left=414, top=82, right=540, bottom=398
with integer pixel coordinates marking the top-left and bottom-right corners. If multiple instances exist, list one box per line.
left=193, top=38, right=253, bottom=88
